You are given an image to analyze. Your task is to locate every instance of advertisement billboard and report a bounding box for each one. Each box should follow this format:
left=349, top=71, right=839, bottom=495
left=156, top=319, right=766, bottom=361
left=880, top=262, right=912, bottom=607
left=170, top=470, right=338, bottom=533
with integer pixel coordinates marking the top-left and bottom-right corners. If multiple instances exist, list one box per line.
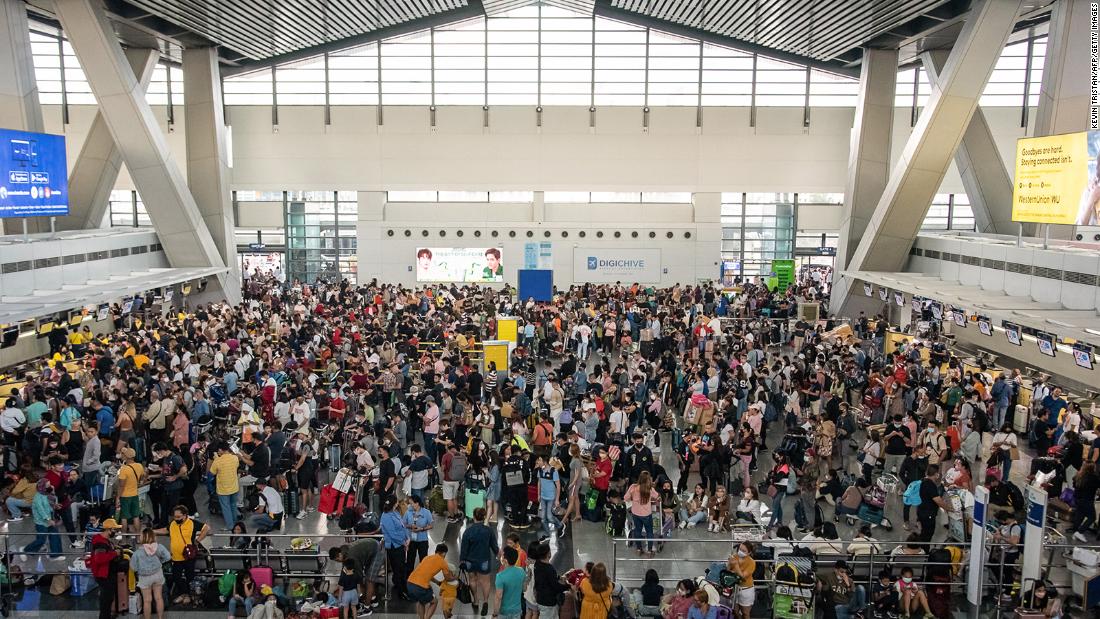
left=415, top=247, right=504, bottom=283
left=1011, top=130, right=1100, bottom=225
left=0, top=128, right=69, bottom=218
left=572, top=248, right=661, bottom=283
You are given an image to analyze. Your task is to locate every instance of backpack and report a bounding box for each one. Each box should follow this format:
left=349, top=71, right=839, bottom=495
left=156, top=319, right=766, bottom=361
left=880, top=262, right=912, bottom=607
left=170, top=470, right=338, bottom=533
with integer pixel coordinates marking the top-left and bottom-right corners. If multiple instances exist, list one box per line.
left=903, top=480, right=923, bottom=506
left=774, top=561, right=800, bottom=584
left=447, top=451, right=468, bottom=481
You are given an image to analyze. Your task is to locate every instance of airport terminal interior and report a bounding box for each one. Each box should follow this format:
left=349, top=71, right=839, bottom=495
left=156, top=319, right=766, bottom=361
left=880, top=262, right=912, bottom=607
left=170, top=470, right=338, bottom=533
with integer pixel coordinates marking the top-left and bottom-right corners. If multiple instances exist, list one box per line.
left=1, top=0, right=1099, bottom=617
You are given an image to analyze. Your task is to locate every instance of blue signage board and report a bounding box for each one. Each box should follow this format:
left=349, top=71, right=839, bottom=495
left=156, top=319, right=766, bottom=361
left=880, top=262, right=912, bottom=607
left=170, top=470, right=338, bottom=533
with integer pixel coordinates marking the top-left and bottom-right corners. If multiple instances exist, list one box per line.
left=0, top=128, right=69, bottom=218
left=1026, top=497, right=1044, bottom=527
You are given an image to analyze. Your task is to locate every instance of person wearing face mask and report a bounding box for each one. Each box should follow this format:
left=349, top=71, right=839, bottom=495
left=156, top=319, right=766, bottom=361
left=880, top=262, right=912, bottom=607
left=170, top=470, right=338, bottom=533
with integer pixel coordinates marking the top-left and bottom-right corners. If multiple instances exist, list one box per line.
left=247, top=591, right=284, bottom=619
left=1020, top=581, right=1063, bottom=618
left=725, top=542, right=756, bottom=619
left=916, top=421, right=948, bottom=466
left=894, top=566, right=932, bottom=618
left=154, top=505, right=211, bottom=604
left=662, top=579, right=698, bottom=619
left=129, top=528, right=171, bottom=619
left=734, top=487, right=763, bottom=524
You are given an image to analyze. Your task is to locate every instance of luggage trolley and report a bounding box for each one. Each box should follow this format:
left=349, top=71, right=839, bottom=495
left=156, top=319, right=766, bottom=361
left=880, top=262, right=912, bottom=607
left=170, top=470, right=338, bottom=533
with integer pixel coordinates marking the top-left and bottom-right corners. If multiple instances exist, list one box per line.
left=854, top=473, right=898, bottom=531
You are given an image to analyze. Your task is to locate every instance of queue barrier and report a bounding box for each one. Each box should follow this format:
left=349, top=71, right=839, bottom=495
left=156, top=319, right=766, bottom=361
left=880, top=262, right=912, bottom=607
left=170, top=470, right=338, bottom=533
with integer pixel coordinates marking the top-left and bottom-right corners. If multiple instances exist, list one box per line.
left=607, top=536, right=1078, bottom=615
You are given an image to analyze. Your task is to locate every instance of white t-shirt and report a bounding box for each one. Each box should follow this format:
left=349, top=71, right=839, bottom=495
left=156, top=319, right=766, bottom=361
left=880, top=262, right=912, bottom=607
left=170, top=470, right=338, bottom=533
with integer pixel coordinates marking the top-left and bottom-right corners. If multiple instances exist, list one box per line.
left=259, top=485, right=284, bottom=515
left=609, top=410, right=627, bottom=435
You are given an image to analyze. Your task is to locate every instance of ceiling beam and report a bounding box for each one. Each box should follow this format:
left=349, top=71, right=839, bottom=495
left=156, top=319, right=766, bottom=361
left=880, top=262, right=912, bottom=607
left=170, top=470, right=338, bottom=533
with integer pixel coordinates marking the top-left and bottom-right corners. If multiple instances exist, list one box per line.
left=221, top=0, right=486, bottom=76
left=591, top=0, right=859, bottom=77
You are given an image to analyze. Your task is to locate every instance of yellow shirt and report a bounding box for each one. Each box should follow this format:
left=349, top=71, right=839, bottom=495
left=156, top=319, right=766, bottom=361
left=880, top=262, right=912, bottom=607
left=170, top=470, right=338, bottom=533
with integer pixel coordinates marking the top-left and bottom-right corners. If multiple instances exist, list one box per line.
left=209, top=453, right=240, bottom=495
left=168, top=518, right=196, bottom=562
left=118, top=463, right=144, bottom=498
left=68, top=332, right=84, bottom=345
left=408, top=553, right=451, bottom=589
left=132, top=354, right=151, bottom=369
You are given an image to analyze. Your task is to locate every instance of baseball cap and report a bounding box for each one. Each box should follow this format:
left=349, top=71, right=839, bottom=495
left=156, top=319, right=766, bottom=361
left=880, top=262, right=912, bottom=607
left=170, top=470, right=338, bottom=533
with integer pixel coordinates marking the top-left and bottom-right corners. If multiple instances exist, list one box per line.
left=102, top=518, right=122, bottom=530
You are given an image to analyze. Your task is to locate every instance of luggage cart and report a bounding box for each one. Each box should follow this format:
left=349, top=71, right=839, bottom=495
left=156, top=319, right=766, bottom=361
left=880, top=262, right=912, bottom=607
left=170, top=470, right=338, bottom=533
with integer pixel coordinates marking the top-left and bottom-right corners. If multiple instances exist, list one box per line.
left=851, top=473, right=898, bottom=531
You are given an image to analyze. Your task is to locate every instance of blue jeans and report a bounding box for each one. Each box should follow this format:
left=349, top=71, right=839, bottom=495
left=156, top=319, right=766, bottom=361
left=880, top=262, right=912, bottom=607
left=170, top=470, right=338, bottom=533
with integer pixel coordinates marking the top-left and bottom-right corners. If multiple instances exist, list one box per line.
left=5, top=497, right=30, bottom=519
left=679, top=509, right=707, bottom=526
left=834, top=585, right=867, bottom=619
left=539, top=498, right=561, bottom=533
left=228, top=595, right=254, bottom=617
left=631, top=514, right=654, bottom=552
left=769, top=494, right=788, bottom=528
left=251, top=512, right=283, bottom=533
left=25, top=523, right=62, bottom=557
left=423, top=433, right=437, bottom=461
left=218, top=492, right=240, bottom=530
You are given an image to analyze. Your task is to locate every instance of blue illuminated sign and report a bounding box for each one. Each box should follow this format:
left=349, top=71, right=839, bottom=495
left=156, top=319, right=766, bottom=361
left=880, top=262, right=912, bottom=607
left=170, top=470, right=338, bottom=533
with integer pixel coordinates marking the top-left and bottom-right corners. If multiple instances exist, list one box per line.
left=0, top=128, right=69, bottom=218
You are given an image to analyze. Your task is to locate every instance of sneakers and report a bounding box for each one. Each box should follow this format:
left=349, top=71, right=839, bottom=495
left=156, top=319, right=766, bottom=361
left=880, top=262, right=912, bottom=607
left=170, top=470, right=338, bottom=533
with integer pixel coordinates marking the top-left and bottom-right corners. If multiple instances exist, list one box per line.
left=1074, top=531, right=1089, bottom=543
left=6, top=516, right=23, bottom=523
left=296, top=511, right=308, bottom=520
left=687, top=521, right=697, bottom=528
left=70, top=540, right=85, bottom=549
left=678, top=521, right=687, bottom=530
left=480, top=603, right=488, bottom=617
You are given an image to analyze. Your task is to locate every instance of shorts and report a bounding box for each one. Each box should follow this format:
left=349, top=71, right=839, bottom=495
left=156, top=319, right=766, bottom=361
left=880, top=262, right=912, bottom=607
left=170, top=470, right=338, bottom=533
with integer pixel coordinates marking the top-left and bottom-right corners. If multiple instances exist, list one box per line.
left=463, top=560, right=492, bottom=574
left=297, top=466, right=315, bottom=489
left=340, top=589, right=360, bottom=607
left=119, top=496, right=142, bottom=520
left=137, top=570, right=165, bottom=590
left=442, top=481, right=460, bottom=500
left=736, top=586, right=756, bottom=608
left=367, top=549, right=386, bottom=584
left=407, top=583, right=434, bottom=604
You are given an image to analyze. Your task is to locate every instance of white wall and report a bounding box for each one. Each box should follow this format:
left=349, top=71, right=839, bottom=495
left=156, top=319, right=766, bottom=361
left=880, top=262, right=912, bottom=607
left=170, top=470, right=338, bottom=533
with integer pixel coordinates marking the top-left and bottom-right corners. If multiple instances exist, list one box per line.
left=358, top=192, right=722, bottom=287
left=40, top=104, right=1033, bottom=196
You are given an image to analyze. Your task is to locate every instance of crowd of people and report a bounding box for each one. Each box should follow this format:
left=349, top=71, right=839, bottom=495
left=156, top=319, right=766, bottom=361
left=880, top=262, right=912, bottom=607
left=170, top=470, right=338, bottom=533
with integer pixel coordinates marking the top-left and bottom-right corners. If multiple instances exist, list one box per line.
left=0, top=271, right=1074, bottom=619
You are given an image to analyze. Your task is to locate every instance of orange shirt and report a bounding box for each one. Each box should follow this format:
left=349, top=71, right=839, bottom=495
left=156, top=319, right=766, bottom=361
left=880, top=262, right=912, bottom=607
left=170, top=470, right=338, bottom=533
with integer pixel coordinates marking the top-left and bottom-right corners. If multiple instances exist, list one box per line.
left=408, top=553, right=451, bottom=589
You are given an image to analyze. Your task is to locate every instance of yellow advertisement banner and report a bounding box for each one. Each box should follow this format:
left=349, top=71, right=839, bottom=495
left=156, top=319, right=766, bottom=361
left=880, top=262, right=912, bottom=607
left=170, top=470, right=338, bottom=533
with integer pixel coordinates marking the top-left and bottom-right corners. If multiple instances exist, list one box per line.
left=1011, top=131, right=1099, bottom=225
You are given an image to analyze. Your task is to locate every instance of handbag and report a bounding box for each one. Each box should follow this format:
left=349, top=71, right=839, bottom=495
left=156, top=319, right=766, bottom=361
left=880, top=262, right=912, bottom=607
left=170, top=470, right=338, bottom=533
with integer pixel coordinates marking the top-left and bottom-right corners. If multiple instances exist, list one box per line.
left=456, top=572, right=474, bottom=605
left=182, top=544, right=198, bottom=561
left=1009, top=446, right=1020, bottom=460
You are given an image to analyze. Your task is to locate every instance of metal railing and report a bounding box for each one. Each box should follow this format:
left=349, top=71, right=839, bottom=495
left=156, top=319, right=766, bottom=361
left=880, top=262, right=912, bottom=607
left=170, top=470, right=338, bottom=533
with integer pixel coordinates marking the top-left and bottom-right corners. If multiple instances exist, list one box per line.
left=606, top=535, right=1088, bottom=615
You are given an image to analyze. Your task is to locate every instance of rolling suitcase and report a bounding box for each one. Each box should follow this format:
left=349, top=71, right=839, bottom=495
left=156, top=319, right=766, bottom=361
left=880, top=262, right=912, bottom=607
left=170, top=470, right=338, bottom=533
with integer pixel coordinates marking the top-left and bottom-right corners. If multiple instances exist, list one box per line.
left=284, top=488, right=299, bottom=516
left=464, top=487, right=485, bottom=520
left=249, top=565, right=275, bottom=589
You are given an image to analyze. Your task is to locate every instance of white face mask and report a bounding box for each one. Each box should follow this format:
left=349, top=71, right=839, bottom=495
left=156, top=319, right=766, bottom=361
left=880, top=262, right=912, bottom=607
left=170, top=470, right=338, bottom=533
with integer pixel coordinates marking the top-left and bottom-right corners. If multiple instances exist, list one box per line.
left=737, top=550, right=748, bottom=558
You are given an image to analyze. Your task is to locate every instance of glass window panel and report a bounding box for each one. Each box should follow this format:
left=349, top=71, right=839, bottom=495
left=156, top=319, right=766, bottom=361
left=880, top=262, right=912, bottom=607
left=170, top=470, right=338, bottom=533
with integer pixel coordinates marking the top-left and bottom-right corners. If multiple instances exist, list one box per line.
left=490, top=191, right=534, bottom=202
left=545, top=192, right=590, bottom=202
left=642, top=192, right=691, bottom=202
left=438, top=191, right=489, bottom=202
left=388, top=191, right=437, bottom=202
left=591, top=192, right=640, bottom=202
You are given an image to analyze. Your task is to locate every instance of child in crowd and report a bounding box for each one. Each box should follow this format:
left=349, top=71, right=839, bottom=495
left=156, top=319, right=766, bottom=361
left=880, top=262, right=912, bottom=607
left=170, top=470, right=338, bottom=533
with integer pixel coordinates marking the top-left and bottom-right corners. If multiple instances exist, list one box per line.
left=871, top=569, right=899, bottom=617
left=437, top=563, right=459, bottom=619
left=334, top=559, right=359, bottom=619
left=895, top=566, right=932, bottom=618
left=606, top=490, right=628, bottom=537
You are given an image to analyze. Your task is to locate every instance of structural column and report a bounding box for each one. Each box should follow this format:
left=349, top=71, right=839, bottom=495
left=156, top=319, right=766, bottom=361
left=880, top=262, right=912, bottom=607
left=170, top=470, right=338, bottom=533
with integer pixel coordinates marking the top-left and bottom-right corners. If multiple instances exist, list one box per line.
left=1034, top=0, right=1092, bottom=239
left=0, top=0, right=45, bottom=234
left=1034, top=0, right=1092, bottom=136
left=831, top=48, right=897, bottom=305
left=357, top=191, right=385, bottom=284
left=922, top=50, right=1015, bottom=235
left=834, top=0, right=1023, bottom=312
left=58, top=48, right=159, bottom=231
left=183, top=47, right=240, bottom=302
left=692, top=192, right=722, bottom=283
left=54, top=0, right=235, bottom=303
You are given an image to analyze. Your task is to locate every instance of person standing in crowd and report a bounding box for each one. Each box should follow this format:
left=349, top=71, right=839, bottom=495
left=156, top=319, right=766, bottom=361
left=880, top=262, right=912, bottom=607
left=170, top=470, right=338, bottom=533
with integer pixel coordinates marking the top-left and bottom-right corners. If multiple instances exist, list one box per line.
left=381, top=497, right=410, bottom=600
left=209, top=441, right=241, bottom=530
left=460, top=507, right=499, bottom=617
left=130, top=528, right=171, bottom=619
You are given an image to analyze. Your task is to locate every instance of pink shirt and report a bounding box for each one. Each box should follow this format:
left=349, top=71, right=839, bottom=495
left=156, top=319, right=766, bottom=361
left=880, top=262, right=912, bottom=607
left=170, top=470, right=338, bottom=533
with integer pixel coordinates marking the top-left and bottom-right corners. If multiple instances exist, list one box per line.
left=624, top=484, right=659, bottom=517
left=424, top=403, right=441, bottom=434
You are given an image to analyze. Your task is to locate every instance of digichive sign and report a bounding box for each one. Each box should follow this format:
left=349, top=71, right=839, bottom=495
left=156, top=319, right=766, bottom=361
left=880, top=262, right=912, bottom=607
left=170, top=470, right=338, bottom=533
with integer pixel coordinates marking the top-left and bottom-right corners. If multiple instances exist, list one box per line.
left=1011, top=130, right=1100, bottom=225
